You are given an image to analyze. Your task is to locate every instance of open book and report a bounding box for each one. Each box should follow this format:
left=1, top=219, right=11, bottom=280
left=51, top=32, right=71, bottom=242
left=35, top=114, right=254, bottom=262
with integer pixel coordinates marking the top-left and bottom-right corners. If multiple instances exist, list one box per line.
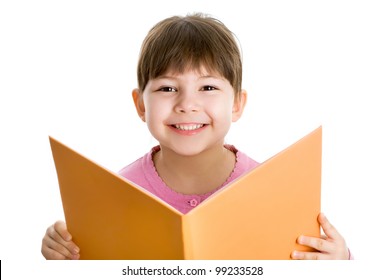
left=49, top=127, right=322, bottom=260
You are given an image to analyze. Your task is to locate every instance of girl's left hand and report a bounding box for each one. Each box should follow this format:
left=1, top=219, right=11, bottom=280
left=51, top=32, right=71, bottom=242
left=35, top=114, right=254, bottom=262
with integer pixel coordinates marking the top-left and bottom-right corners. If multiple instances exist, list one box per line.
left=291, top=213, right=350, bottom=260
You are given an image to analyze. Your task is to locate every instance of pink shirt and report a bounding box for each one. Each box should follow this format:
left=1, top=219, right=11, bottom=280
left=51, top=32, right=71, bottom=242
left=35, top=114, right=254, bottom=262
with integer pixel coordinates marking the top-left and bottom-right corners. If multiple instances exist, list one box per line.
left=119, top=145, right=259, bottom=214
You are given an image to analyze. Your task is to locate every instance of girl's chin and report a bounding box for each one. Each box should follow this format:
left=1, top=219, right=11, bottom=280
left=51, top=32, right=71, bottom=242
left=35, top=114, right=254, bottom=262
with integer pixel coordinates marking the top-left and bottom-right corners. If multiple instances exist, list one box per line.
left=160, top=142, right=224, bottom=157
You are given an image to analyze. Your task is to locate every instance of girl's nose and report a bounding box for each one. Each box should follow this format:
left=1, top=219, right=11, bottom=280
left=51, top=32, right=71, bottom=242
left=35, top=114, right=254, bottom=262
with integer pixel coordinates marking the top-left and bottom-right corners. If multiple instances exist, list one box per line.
left=174, top=91, right=201, bottom=113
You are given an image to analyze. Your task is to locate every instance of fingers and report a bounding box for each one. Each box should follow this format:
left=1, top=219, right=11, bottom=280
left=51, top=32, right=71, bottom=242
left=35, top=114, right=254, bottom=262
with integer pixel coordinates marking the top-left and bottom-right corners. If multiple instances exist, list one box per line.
left=54, top=220, right=72, bottom=242
left=42, top=246, right=79, bottom=260
left=291, top=213, right=350, bottom=260
left=42, top=232, right=80, bottom=260
left=291, top=250, right=332, bottom=260
left=41, top=221, right=80, bottom=260
left=297, top=235, right=333, bottom=253
left=317, top=213, right=342, bottom=241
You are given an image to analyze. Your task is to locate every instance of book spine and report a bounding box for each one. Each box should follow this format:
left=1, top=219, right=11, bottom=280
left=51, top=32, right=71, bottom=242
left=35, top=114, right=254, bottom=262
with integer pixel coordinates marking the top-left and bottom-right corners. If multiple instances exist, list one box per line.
left=182, top=215, right=193, bottom=260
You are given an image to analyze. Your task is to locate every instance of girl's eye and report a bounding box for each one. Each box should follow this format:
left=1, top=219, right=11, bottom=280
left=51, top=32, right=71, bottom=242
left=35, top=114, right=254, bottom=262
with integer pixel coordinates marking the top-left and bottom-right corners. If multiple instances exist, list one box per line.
left=159, top=87, right=177, bottom=92
left=201, top=85, right=217, bottom=91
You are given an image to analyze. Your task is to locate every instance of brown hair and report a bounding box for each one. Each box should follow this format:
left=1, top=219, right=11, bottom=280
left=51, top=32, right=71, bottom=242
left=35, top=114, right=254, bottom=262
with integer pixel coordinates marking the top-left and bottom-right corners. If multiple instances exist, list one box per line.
left=137, top=13, right=242, bottom=96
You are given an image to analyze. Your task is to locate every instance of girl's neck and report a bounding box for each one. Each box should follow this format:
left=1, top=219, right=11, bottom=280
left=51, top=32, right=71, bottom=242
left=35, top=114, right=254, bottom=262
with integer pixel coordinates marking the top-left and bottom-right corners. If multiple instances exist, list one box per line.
left=153, top=144, right=236, bottom=195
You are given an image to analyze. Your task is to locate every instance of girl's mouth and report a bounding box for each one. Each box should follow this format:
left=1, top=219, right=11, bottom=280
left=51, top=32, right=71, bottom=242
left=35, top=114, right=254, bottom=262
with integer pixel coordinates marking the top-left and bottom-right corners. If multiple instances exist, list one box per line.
left=172, top=124, right=205, bottom=131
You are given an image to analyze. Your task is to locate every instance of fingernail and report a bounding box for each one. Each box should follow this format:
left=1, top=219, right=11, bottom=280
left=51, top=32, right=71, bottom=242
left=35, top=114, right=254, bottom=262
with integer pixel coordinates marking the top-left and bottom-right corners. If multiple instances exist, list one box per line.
left=298, top=235, right=306, bottom=244
left=74, top=247, right=80, bottom=254
left=291, top=251, right=300, bottom=259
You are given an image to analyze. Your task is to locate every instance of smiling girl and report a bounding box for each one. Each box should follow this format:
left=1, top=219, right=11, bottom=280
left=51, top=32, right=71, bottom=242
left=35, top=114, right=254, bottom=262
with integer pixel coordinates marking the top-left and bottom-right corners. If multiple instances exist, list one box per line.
left=41, top=13, right=351, bottom=260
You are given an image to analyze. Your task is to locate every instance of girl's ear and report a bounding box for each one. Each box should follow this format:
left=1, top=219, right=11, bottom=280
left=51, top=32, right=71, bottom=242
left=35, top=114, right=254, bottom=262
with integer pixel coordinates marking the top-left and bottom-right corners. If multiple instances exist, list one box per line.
left=132, top=88, right=146, bottom=122
left=232, top=89, right=247, bottom=122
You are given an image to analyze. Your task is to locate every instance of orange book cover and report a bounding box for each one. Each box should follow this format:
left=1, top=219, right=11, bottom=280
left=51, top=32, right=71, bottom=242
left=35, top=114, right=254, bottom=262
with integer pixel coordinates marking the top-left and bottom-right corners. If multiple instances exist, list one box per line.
left=49, top=126, right=322, bottom=260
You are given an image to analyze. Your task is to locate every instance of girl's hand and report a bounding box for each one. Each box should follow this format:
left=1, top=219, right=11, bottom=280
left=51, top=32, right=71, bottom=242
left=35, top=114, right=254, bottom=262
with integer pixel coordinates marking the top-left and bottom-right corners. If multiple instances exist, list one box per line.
left=41, top=221, right=80, bottom=260
left=291, top=213, right=350, bottom=260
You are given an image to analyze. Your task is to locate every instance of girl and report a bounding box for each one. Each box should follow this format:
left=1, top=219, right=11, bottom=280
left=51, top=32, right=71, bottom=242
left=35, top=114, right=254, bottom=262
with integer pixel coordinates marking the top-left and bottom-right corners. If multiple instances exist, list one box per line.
left=41, top=13, right=351, bottom=260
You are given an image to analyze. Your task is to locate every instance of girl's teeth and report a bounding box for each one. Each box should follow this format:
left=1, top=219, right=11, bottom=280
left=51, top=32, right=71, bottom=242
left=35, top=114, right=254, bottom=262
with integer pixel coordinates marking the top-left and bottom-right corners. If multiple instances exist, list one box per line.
left=174, top=124, right=204, bottom=131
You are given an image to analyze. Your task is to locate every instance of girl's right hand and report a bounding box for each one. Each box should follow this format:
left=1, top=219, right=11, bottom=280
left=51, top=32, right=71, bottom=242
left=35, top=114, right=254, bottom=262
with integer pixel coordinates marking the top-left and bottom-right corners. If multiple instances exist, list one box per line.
left=41, top=221, right=80, bottom=260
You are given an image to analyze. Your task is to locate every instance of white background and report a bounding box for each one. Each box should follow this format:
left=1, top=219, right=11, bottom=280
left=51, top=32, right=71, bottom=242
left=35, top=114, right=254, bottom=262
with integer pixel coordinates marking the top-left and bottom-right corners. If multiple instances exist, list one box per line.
left=1, top=0, right=382, bottom=278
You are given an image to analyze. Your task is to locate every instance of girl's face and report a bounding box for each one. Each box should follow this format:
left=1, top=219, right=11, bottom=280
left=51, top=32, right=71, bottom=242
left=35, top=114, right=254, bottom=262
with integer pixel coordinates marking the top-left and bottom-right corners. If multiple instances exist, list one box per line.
left=133, top=67, right=246, bottom=156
